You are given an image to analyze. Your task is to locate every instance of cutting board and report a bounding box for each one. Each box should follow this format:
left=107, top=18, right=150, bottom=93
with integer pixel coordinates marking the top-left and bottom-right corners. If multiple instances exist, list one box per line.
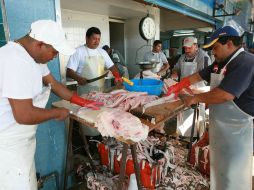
left=52, top=99, right=185, bottom=131
left=131, top=100, right=185, bottom=124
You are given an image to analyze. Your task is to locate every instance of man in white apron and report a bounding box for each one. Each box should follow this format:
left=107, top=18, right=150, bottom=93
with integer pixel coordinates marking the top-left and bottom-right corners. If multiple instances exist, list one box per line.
left=167, top=26, right=253, bottom=190
left=66, top=27, right=122, bottom=95
left=172, top=37, right=211, bottom=137
left=0, top=20, right=102, bottom=190
left=66, top=27, right=122, bottom=136
left=143, top=40, right=170, bottom=77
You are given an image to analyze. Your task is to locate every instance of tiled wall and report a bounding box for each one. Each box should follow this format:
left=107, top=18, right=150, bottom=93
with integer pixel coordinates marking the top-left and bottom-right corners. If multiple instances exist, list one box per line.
left=60, top=9, right=110, bottom=82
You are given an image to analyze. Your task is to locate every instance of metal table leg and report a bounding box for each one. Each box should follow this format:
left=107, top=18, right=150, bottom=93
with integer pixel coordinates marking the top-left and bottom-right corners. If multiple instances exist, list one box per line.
left=81, top=132, right=96, bottom=170
left=130, top=144, right=142, bottom=190
left=117, top=143, right=128, bottom=189
left=187, top=104, right=198, bottom=162
left=64, top=118, right=73, bottom=190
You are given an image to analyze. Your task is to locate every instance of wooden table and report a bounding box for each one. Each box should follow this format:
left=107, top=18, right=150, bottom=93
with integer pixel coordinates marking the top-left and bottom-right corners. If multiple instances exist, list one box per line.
left=52, top=99, right=185, bottom=190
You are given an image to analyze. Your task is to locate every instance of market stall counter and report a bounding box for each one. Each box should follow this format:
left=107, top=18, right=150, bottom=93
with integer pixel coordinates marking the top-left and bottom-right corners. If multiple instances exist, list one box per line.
left=52, top=93, right=186, bottom=190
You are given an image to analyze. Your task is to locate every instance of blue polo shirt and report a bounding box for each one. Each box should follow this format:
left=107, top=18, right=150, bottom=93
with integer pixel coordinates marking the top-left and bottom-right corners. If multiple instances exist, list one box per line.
left=199, top=50, right=254, bottom=116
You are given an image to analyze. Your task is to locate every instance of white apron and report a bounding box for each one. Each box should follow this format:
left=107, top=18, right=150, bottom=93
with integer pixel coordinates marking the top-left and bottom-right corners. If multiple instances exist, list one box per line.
left=180, top=56, right=205, bottom=88
left=0, top=86, right=51, bottom=190
left=209, top=48, right=253, bottom=190
left=77, top=46, right=106, bottom=95
left=151, top=53, right=163, bottom=74
left=78, top=46, right=104, bottom=136
left=177, top=57, right=206, bottom=137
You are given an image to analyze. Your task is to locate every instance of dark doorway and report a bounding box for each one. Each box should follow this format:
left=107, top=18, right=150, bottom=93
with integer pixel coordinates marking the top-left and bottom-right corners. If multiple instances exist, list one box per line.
left=109, top=21, right=125, bottom=58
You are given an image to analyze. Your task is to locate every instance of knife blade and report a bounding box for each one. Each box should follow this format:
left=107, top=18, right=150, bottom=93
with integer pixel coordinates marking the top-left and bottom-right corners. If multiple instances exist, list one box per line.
left=86, top=71, right=109, bottom=83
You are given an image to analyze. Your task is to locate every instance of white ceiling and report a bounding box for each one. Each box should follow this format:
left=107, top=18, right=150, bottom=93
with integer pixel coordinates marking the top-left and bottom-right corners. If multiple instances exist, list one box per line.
left=160, top=8, right=212, bottom=31
left=60, top=0, right=147, bottom=19
left=60, top=0, right=213, bottom=31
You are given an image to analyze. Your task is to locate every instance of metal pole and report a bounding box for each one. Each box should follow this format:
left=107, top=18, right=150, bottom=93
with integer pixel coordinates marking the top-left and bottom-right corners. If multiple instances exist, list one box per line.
left=81, top=132, right=96, bottom=172
left=130, top=144, right=142, bottom=190
left=187, top=104, right=198, bottom=162
left=0, top=0, right=10, bottom=41
left=63, top=118, right=73, bottom=190
left=117, top=143, right=128, bottom=189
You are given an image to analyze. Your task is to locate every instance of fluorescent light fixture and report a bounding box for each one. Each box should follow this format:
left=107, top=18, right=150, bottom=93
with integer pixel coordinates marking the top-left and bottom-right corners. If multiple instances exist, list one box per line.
left=196, top=27, right=213, bottom=33
left=174, top=30, right=194, bottom=34
left=173, top=33, right=195, bottom=37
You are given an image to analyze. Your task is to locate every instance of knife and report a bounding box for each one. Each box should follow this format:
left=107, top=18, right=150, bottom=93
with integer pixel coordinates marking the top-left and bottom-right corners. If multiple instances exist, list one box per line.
left=86, top=71, right=109, bottom=83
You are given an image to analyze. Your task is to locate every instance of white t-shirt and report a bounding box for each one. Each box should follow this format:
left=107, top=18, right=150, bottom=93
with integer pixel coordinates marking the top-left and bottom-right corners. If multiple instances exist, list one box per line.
left=0, top=42, right=50, bottom=131
left=144, top=51, right=168, bottom=73
left=66, top=45, right=114, bottom=75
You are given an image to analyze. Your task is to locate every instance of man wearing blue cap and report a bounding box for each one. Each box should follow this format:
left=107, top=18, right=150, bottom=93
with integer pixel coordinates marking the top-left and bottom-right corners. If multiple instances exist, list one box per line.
left=167, top=26, right=253, bottom=190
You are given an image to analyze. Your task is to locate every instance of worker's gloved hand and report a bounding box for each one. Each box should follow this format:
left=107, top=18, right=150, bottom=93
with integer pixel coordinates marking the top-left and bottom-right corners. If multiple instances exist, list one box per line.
left=70, top=94, right=104, bottom=110
left=167, top=77, right=191, bottom=96
left=112, top=70, right=123, bottom=84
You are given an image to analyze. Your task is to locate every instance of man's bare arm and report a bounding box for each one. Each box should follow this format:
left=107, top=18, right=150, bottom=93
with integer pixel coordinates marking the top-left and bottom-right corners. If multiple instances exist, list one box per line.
left=8, top=98, right=69, bottom=125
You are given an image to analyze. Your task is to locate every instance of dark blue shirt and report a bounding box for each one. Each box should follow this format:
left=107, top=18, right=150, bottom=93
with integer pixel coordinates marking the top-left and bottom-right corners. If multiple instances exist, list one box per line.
left=199, top=50, right=254, bottom=116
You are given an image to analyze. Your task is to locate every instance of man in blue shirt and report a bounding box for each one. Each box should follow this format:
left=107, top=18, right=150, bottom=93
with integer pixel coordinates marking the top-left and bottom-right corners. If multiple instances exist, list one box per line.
left=167, top=26, right=253, bottom=190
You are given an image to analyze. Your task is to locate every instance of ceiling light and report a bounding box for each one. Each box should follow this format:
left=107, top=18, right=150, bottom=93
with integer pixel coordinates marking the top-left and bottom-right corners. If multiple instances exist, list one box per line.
left=174, top=30, right=194, bottom=34
left=173, top=33, right=195, bottom=37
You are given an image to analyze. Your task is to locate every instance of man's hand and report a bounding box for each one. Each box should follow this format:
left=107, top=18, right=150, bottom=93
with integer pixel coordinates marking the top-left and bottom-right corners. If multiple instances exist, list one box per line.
left=112, top=70, right=123, bottom=87
left=66, top=68, right=88, bottom=86
left=181, top=95, right=198, bottom=107
left=167, top=77, right=191, bottom=96
left=53, top=108, right=70, bottom=120
left=114, top=77, right=123, bottom=88
left=170, top=73, right=178, bottom=81
left=70, top=94, right=104, bottom=110
left=157, top=71, right=165, bottom=77
left=77, top=76, right=88, bottom=86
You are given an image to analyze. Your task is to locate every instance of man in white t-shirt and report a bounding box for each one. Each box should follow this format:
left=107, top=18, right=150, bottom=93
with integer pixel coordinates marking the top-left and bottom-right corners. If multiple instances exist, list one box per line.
left=66, top=27, right=122, bottom=95
left=0, top=20, right=103, bottom=190
left=143, top=40, right=170, bottom=77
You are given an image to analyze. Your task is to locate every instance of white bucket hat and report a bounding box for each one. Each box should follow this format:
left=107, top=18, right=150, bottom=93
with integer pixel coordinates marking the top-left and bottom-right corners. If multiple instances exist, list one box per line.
left=29, top=20, right=75, bottom=55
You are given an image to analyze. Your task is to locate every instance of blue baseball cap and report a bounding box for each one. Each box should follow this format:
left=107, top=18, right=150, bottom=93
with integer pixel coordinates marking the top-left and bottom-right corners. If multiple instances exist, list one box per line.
left=203, top=26, right=240, bottom=49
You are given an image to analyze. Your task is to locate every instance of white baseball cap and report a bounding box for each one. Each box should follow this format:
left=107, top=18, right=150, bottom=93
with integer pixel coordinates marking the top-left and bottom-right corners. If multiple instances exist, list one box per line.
left=183, top=37, right=197, bottom=47
left=29, top=20, right=75, bottom=55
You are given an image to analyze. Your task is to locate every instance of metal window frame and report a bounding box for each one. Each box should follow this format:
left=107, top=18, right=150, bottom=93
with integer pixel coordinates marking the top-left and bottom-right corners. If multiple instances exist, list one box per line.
left=0, top=0, right=10, bottom=41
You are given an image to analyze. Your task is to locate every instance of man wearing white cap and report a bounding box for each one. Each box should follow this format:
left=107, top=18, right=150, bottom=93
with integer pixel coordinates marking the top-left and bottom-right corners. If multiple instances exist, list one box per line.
left=173, top=36, right=211, bottom=82
left=172, top=37, right=211, bottom=137
left=0, top=20, right=103, bottom=190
